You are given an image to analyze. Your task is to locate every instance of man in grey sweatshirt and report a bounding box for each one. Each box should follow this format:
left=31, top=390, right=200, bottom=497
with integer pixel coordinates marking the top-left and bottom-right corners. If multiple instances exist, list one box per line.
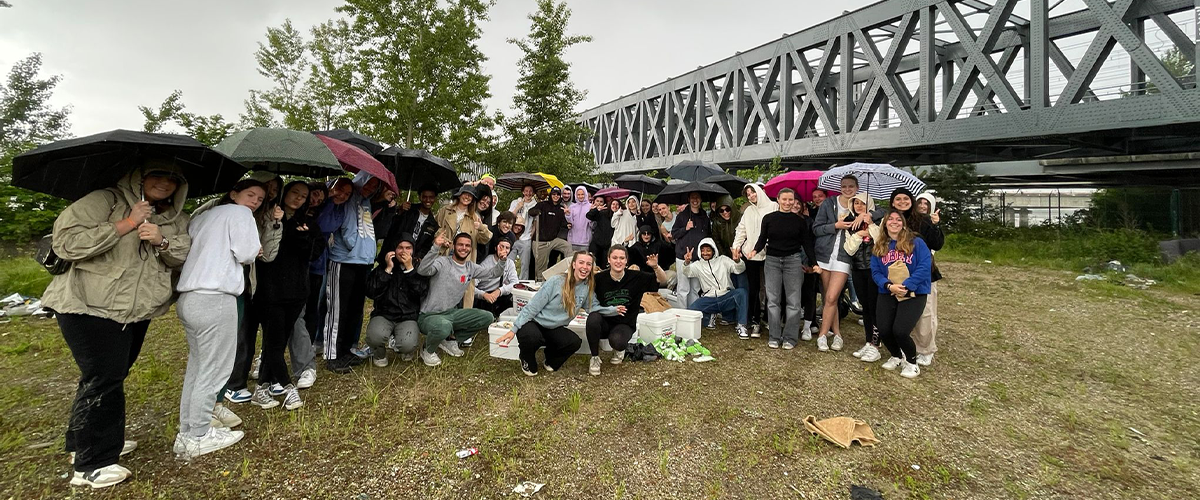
left=415, top=232, right=507, bottom=366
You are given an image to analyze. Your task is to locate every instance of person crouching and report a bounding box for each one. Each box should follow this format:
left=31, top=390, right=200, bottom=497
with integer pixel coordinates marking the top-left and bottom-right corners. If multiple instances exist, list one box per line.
left=682, top=238, right=750, bottom=338
left=365, top=236, right=429, bottom=367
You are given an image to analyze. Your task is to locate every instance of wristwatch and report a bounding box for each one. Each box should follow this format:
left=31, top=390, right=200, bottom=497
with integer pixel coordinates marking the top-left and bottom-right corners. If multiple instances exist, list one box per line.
left=157, top=237, right=170, bottom=250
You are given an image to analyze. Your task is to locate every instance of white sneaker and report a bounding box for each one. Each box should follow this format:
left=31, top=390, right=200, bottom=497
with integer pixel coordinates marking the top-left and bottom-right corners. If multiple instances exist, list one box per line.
left=173, top=433, right=187, bottom=454
left=705, top=316, right=717, bottom=329
left=767, top=340, right=780, bottom=349
left=400, top=351, right=416, bottom=362
left=69, top=440, right=137, bottom=464
left=296, top=368, right=316, bottom=389
left=589, top=356, right=602, bottom=376
left=881, top=356, right=903, bottom=370
left=851, top=343, right=869, bottom=358
left=420, top=349, right=442, bottom=367
left=249, top=355, right=261, bottom=380
left=900, top=360, right=921, bottom=378
left=371, top=355, right=389, bottom=368
left=212, top=404, right=242, bottom=428
left=857, top=318, right=864, bottom=326
left=859, top=345, right=881, bottom=362
left=916, top=353, right=934, bottom=366
left=178, top=427, right=244, bottom=461
left=282, top=384, right=303, bottom=410
left=735, top=324, right=749, bottom=339
left=830, top=335, right=843, bottom=351
left=817, top=334, right=829, bottom=351
left=268, top=383, right=286, bottom=396
left=611, top=350, right=624, bottom=365
left=438, top=340, right=465, bottom=357
left=782, top=342, right=795, bottom=350
left=251, top=385, right=279, bottom=409
left=801, top=322, right=813, bottom=341
left=70, top=463, right=130, bottom=488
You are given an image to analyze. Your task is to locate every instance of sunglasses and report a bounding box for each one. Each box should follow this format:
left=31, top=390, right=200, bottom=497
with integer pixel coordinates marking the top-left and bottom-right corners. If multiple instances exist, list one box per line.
left=718, top=208, right=731, bottom=213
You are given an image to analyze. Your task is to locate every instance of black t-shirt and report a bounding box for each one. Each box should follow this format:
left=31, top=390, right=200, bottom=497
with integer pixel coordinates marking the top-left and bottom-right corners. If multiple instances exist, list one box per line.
left=594, top=270, right=658, bottom=327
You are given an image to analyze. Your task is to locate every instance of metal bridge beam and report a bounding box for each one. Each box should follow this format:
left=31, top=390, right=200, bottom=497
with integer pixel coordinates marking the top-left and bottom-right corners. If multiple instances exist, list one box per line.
left=579, top=0, right=1200, bottom=173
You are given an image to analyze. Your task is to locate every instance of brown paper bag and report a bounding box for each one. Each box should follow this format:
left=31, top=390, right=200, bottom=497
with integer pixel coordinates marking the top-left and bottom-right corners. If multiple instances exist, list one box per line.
left=641, top=292, right=672, bottom=313
left=887, top=260, right=911, bottom=302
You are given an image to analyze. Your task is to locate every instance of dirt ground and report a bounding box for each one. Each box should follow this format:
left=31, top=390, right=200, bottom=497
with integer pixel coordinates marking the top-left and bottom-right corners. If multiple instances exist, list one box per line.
left=1, top=261, right=1198, bottom=499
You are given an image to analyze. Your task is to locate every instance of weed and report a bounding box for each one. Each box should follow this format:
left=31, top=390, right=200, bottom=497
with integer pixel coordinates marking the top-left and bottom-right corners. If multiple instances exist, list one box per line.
left=966, top=395, right=989, bottom=417
left=563, top=390, right=582, bottom=416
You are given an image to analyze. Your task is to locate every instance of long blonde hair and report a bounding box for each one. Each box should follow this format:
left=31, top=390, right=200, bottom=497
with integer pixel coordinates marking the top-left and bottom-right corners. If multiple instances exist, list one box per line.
left=561, top=251, right=596, bottom=315
left=873, top=209, right=916, bottom=257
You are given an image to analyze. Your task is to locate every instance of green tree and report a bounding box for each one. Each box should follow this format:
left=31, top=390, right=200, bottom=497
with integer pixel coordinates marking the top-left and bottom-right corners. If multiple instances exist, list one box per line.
left=489, top=0, right=594, bottom=181
left=919, top=163, right=992, bottom=231
left=0, top=53, right=72, bottom=243
left=139, top=90, right=236, bottom=146
left=246, top=19, right=314, bottom=130
left=337, top=0, right=497, bottom=165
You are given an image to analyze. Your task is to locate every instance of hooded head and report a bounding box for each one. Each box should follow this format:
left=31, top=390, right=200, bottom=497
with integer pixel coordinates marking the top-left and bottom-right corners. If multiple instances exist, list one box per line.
left=248, top=170, right=282, bottom=206
left=915, top=192, right=937, bottom=215
left=743, top=183, right=778, bottom=214
left=573, top=186, right=590, bottom=205
left=116, top=157, right=190, bottom=223
left=696, top=237, right=719, bottom=261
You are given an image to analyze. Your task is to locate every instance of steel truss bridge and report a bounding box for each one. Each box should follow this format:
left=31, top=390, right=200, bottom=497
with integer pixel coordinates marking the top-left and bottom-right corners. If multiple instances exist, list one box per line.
left=578, top=0, right=1200, bottom=183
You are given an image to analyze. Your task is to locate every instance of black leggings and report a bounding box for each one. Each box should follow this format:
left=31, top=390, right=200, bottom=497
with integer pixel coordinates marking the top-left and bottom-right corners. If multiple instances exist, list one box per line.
left=801, top=271, right=819, bottom=323
left=258, top=301, right=304, bottom=388
left=516, top=321, right=581, bottom=372
left=58, top=313, right=149, bottom=472
left=473, top=293, right=514, bottom=318
left=304, top=273, right=325, bottom=343
left=851, top=268, right=880, bottom=345
left=876, top=294, right=927, bottom=363
left=744, top=259, right=765, bottom=325
left=585, top=314, right=635, bottom=356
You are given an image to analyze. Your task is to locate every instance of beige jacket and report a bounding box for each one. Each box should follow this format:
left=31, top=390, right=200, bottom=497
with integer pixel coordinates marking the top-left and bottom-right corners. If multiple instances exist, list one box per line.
left=42, top=163, right=193, bottom=324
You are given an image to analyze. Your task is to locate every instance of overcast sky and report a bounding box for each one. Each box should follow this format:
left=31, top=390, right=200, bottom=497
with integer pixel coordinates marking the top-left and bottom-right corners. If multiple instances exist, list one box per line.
left=0, top=0, right=877, bottom=138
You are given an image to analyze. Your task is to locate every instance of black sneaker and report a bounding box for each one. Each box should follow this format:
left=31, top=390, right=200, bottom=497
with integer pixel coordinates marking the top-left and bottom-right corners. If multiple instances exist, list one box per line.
left=325, top=359, right=352, bottom=374
left=521, top=360, right=537, bottom=376
left=346, top=356, right=367, bottom=367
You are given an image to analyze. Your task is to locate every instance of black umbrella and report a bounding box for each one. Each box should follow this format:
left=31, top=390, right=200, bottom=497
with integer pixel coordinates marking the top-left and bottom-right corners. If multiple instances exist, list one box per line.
left=375, top=147, right=460, bottom=194
left=666, top=159, right=723, bottom=181
left=12, top=129, right=248, bottom=200
left=615, top=174, right=667, bottom=195
left=702, top=173, right=751, bottom=196
left=653, top=181, right=728, bottom=205
left=495, top=172, right=551, bottom=192
left=313, top=129, right=384, bottom=155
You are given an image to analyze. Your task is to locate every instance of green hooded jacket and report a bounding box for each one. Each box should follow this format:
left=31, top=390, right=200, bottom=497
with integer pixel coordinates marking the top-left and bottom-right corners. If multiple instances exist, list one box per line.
left=41, top=161, right=193, bottom=324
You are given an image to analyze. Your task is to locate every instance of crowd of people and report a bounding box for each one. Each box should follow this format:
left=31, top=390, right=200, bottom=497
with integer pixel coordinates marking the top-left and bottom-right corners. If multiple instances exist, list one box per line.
left=45, top=165, right=943, bottom=488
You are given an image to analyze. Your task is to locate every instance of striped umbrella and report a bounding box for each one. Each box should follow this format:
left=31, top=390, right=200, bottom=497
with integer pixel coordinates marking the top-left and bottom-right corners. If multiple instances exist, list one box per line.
left=817, top=163, right=925, bottom=200
left=495, top=172, right=551, bottom=192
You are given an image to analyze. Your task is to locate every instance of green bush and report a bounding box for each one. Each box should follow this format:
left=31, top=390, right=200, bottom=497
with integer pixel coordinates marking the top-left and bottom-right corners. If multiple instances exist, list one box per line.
left=0, top=258, right=52, bottom=298
left=941, top=227, right=1162, bottom=270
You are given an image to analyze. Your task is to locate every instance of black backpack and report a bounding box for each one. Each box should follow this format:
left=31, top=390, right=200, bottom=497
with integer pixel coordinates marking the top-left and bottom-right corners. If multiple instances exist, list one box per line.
left=34, top=234, right=71, bottom=275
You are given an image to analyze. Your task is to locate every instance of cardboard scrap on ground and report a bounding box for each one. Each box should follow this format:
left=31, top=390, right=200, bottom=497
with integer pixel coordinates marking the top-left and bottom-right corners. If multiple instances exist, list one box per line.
left=804, top=415, right=880, bottom=449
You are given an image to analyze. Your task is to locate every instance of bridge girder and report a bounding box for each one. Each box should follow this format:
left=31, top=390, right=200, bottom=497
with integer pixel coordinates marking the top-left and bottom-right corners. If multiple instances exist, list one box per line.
left=578, top=0, right=1200, bottom=174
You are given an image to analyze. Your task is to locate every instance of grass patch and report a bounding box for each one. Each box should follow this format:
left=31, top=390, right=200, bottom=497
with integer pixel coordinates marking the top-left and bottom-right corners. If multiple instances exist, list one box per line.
left=0, top=257, right=52, bottom=297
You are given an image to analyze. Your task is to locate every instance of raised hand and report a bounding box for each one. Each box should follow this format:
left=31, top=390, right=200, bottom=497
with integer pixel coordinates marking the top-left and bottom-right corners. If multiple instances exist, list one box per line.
left=684, top=246, right=694, bottom=263
left=931, top=209, right=941, bottom=225
left=137, top=223, right=163, bottom=245
left=434, top=234, right=449, bottom=248
left=646, top=253, right=659, bottom=269
left=272, top=206, right=284, bottom=221
left=384, top=251, right=397, bottom=272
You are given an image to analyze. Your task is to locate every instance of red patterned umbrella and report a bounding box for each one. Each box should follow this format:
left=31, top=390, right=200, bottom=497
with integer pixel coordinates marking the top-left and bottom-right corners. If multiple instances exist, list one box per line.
left=315, top=135, right=398, bottom=194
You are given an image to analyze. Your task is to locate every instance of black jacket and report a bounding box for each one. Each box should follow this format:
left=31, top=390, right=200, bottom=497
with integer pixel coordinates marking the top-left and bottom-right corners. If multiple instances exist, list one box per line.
left=843, top=213, right=874, bottom=270
left=365, top=262, right=429, bottom=322
left=672, top=208, right=712, bottom=260
left=587, top=207, right=614, bottom=247
left=379, top=207, right=439, bottom=264
left=528, top=200, right=568, bottom=242
left=255, top=211, right=323, bottom=305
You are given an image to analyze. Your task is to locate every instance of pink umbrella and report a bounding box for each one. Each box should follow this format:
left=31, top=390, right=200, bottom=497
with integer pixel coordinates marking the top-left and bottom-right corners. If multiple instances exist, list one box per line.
left=763, top=170, right=836, bottom=202
left=315, top=135, right=399, bottom=194
left=595, top=186, right=632, bottom=200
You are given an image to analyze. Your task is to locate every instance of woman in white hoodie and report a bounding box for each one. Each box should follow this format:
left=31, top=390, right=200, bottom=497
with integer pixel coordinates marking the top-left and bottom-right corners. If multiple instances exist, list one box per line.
left=610, top=196, right=639, bottom=247
left=173, top=179, right=263, bottom=461
left=730, top=183, right=777, bottom=338
left=912, top=192, right=943, bottom=366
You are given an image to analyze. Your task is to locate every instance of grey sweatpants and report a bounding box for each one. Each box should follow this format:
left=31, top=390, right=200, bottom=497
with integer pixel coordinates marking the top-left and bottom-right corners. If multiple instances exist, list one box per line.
left=177, top=292, right=238, bottom=438
left=365, top=316, right=420, bottom=358
left=290, top=307, right=316, bottom=378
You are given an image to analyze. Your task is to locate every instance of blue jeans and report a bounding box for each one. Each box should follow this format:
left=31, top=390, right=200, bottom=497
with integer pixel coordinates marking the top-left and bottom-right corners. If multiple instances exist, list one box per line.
left=765, top=253, right=804, bottom=344
left=689, top=288, right=748, bottom=326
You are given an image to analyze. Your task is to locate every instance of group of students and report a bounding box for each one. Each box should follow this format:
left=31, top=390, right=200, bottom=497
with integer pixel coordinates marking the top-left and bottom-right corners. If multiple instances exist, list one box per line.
left=44, top=162, right=942, bottom=489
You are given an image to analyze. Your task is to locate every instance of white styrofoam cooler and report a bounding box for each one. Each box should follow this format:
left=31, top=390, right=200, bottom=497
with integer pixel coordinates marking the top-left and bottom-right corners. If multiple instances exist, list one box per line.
left=636, top=311, right=677, bottom=343
left=670, top=308, right=703, bottom=340
left=512, top=288, right=536, bottom=314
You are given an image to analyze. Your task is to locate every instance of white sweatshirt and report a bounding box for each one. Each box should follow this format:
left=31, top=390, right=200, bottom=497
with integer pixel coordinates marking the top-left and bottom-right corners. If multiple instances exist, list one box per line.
left=177, top=204, right=262, bottom=295
left=681, top=238, right=746, bottom=298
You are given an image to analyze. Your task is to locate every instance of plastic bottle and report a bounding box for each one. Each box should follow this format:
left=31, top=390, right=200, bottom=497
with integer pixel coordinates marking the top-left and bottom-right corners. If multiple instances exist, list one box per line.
left=456, top=447, right=479, bottom=459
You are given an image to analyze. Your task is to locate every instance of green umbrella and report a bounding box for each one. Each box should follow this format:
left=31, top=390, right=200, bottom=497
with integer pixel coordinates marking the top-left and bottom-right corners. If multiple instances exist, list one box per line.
left=214, top=128, right=343, bottom=177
